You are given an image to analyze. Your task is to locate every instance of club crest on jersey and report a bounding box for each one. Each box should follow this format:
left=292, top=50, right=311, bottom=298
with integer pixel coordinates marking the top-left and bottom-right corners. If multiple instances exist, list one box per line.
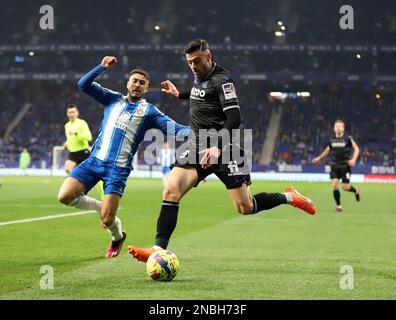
left=222, top=82, right=237, bottom=100
left=136, top=106, right=145, bottom=116
left=115, top=111, right=131, bottom=130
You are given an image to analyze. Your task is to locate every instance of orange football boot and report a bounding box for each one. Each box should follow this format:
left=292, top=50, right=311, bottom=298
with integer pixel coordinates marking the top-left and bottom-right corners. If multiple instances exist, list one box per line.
left=284, top=187, right=316, bottom=215
left=128, top=245, right=156, bottom=263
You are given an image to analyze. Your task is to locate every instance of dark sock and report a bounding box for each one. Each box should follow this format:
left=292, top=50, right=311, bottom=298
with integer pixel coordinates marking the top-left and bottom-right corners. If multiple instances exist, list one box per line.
left=252, top=192, right=287, bottom=213
left=346, top=186, right=357, bottom=193
left=155, top=200, right=179, bottom=249
left=333, top=189, right=341, bottom=206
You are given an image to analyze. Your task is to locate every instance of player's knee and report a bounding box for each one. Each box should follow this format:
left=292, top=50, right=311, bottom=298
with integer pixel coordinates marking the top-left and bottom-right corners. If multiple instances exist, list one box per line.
left=342, top=184, right=350, bottom=191
left=57, top=192, right=73, bottom=205
left=100, top=213, right=115, bottom=227
left=162, top=185, right=181, bottom=202
left=235, top=202, right=253, bottom=215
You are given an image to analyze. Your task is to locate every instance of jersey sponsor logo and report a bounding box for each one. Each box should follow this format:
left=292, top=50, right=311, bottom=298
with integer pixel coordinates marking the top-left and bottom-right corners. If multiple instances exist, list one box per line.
left=331, top=142, right=346, bottom=148
left=115, top=111, right=131, bottom=131
left=191, top=87, right=206, bottom=98
left=222, top=83, right=237, bottom=100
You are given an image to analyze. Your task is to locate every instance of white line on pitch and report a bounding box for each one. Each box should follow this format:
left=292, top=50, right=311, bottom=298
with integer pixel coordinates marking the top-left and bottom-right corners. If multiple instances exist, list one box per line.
left=0, top=204, right=61, bottom=208
left=0, top=210, right=96, bottom=227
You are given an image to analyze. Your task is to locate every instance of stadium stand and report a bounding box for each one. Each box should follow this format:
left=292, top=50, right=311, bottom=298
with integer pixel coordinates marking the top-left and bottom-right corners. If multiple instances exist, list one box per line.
left=1, top=0, right=395, bottom=171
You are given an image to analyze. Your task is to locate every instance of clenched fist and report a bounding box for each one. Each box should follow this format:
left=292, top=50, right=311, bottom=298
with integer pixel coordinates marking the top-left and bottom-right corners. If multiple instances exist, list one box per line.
left=101, top=56, right=117, bottom=69
left=161, top=80, right=180, bottom=98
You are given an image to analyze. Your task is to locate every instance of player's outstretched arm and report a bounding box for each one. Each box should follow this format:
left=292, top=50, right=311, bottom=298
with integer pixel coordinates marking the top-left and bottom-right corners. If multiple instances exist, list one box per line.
left=151, top=106, right=191, bottom=137
left=312, top=146, right=330, bottom=164
left=77, top=56, right=118, bottom=105
left=348, top=139, right=360, bottom=166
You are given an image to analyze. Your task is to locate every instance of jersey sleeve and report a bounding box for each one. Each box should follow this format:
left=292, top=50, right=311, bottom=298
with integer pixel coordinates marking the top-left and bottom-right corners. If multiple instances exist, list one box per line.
left=328, top=138, right=332, bottom=149
left=77, top=120, right=93, bottom=142
left=150, top=105, right=191, bottom=137
left=215, top=75, right=240, bottom=112
left=77, top=64, right=121, bottom=106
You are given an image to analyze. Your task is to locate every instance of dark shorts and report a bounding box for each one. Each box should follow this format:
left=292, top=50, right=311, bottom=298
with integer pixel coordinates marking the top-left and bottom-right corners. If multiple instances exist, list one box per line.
left=172, top=149, right=251, bottom=190
left=68, top=149, right=90, bottom=165
left=330, top=163, right=351, bottom=183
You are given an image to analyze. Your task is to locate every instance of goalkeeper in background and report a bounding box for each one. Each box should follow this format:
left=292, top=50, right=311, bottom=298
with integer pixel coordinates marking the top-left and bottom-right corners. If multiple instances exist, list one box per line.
left=19, top=148, right=31, bottom=175
left=64, top=105, right=104, bottom=200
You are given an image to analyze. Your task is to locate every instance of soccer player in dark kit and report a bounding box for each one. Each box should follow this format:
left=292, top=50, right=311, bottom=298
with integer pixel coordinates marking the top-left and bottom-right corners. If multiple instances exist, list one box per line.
left=312, top=119, right=360, bottom=212
left=128, top=39, right=316, bottom=262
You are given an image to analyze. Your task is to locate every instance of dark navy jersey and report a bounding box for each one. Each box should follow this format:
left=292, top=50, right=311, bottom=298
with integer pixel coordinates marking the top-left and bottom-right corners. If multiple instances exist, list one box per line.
left=328, top=134, right=354, bottom=165
left=188, top=63, right=240, bottom=134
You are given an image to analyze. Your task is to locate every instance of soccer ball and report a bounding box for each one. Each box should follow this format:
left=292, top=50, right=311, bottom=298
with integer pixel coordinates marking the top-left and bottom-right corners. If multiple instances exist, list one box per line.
left=146, top=249, right=180, bottom=281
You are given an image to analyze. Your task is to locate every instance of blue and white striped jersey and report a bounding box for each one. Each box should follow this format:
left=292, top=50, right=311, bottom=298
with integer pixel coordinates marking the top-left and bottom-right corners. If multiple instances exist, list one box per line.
left=78, top=64, right=190, bottom=169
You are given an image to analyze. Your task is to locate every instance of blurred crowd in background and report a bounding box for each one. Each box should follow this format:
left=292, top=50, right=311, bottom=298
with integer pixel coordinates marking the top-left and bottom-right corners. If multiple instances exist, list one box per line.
left=1, top=0, right=395, bottom=169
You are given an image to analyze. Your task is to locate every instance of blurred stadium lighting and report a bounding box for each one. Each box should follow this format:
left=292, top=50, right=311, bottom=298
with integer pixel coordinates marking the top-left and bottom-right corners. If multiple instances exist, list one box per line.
left=270, top=91, right=310, bottom=101
left=297, top=91, right=311, bottom=97
left=269, top=92, right=284, bottom=97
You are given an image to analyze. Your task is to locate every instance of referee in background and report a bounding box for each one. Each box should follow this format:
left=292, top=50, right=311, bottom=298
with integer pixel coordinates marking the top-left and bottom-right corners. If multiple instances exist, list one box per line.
left=64, top=104, right=104, bottom=200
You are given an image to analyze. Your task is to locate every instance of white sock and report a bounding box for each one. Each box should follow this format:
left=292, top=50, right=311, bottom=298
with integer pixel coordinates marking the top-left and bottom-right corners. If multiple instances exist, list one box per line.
left=106, top=217, right=123, bottom=241
left=284, top=192, right=293, bottom=204
left=69, top=195, right=102, bottom=212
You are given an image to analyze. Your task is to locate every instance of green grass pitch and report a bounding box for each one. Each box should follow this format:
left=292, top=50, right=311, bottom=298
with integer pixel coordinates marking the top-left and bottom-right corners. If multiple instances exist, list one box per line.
left=0, top=176, right=395, bottom=299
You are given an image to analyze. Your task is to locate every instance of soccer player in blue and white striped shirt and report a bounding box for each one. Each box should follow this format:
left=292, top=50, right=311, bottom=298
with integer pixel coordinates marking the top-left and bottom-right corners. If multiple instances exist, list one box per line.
left=57, top=56, right=190, bottom=258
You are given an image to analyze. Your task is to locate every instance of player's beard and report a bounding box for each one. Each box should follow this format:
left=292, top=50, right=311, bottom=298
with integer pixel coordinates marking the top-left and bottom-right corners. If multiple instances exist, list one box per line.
left=128, top=89, right=143, bottom=102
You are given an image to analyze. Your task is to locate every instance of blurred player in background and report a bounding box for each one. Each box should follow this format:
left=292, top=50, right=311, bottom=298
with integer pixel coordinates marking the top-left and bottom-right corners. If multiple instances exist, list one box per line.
left=19, top=148, right=31, bottom=176
left=128, top=39, right=316, bottom=262
left=57, top=56, right=190, bottom=258
left=159, top=141, right=175, bottom=185
left=64, top=105, right=105, bottom=200
left=312, top=119, right=360, bottom=211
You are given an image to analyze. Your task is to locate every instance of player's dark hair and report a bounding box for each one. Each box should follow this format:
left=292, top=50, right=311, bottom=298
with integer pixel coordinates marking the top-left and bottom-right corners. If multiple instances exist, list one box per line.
left=67, top=104, right=78, bottom=110
left=334, top=119, right=345, bottom=126
left=129, top=68, right=150, bottom=81
left=184, top=39, right=209, bottom=54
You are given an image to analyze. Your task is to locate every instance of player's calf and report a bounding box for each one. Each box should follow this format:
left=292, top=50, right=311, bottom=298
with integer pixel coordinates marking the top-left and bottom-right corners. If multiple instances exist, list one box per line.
left=342, top=184, right=360, bottom=201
